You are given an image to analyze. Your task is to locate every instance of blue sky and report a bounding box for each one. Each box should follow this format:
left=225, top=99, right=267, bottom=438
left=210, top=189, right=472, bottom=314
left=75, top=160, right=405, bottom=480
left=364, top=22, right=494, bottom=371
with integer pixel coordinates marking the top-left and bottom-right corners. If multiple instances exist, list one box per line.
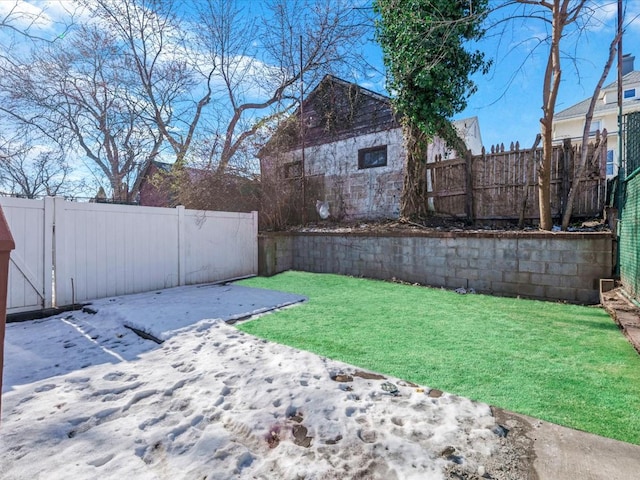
left=357, top=1, right=640, bottom=149
left=3, top=0, right=639, bottom=168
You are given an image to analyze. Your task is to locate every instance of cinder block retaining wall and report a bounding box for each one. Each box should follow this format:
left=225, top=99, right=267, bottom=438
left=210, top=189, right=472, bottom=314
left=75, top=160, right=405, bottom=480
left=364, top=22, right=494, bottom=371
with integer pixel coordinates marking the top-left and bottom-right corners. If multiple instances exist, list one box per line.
left=258, top=231, right=614, bottom=304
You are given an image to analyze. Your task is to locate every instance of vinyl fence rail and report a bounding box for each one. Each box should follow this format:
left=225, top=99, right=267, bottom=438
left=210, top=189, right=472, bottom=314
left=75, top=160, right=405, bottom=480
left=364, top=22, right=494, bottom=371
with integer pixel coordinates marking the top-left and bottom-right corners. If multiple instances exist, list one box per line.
left=0, top=196, right=258, bottom=314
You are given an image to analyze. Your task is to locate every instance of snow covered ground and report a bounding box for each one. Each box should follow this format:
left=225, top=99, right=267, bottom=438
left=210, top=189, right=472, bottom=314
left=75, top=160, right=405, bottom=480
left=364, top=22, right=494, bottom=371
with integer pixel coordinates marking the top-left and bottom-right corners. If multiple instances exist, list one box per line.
left=1, top=282, right=530, bottom=479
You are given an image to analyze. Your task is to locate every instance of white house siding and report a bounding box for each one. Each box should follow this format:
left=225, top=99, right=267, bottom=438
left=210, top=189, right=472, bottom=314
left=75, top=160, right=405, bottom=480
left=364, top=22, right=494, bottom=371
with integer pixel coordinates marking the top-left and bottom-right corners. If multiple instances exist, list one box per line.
left=553, top=70, right=640, bottom=178
left=553, top=113, right=619, bottom=177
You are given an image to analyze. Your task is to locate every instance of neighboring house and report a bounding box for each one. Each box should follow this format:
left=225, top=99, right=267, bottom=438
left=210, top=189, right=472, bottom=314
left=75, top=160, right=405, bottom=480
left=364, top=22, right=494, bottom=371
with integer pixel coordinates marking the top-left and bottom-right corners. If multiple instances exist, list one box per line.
left=138, top=160, right=260, bottom=213
left=259, top=75, right=482, bottom=223
left=138, top=160, right=174, bottom=207
left=553, top=54, right=640, bottom=178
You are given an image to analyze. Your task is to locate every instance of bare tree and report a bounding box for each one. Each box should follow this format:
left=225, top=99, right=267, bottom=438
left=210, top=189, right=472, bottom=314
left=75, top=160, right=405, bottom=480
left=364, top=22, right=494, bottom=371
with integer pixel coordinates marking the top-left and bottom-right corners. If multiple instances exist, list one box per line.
left=196, top=0, right=369, bottom=174
left=86, top=0, right=368, bottom=174
left=0, top=133, right=75, bottom=198
left=85, top=0, right=214, bottom=169
left=1, top=24, right=163, bottom=202
left=0, top=0, right=76, bottom=42
left=509, top=1, right=588, bottom=230
left=1, top=0, right=369, bottom=205
left=495, top=1, right=634, bottom=229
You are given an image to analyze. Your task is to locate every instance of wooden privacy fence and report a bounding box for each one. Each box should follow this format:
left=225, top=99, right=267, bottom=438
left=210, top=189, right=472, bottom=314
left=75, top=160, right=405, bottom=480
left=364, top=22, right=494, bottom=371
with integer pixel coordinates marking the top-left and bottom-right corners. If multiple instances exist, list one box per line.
left=0, top=196, right=258, bottom=314
left=427, top=135, right=607, bottom=222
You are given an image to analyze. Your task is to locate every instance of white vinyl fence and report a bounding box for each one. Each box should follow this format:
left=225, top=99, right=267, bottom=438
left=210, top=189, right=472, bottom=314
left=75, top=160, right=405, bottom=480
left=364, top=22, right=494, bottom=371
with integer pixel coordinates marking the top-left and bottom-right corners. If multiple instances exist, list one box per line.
left=0, top=197, right=258, bottom=314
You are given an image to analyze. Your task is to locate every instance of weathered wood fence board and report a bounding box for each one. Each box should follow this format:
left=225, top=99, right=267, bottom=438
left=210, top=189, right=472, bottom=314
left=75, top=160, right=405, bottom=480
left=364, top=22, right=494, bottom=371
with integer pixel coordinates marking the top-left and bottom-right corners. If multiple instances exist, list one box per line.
left=0, top=197, right=258, bottom=314
left=427, top=138, right=607, bottom=221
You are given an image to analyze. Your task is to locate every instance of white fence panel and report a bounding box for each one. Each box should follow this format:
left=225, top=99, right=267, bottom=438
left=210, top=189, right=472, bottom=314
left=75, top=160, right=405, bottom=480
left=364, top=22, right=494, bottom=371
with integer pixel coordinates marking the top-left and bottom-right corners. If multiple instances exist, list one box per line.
left=0, top=197, right=53, bottom=314
left=0, top=197, right=258, bottom=312
left=181, top=209, right=258, bottom=285
left=54, top=199, right=181, bottom=306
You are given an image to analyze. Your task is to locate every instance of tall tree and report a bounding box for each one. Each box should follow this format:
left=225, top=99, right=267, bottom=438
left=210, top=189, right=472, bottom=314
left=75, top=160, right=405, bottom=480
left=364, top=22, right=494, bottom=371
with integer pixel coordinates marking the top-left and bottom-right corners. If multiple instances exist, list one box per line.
left=87, top=0, right=368, bottom=173
left=488, top=1, right=635, bottom=228
left=511, top=1, right=588, bottom=230
left=374, top=0, right=488, bottom=219
left=197, top=0, right=368, bottom=174
left=85, top=0, right=211, bottom=169
left=1, top=24, right=163, bottom=202
left=1, top=0, right=369, bottom=200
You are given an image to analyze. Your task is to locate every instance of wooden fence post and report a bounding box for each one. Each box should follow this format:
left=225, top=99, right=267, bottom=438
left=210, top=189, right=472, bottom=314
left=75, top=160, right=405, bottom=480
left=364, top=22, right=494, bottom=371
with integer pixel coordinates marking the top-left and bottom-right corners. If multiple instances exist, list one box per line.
left=465, top=150, right=475, bottom=223
left=560, top=138, right=572, bottom=214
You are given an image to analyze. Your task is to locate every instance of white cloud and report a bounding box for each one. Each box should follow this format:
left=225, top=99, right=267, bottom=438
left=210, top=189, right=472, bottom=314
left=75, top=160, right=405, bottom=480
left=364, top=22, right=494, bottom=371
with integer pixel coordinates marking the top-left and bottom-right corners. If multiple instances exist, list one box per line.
left=0, top=0, right=83, bottom=41
left=0, top=1, right=52, bottom=28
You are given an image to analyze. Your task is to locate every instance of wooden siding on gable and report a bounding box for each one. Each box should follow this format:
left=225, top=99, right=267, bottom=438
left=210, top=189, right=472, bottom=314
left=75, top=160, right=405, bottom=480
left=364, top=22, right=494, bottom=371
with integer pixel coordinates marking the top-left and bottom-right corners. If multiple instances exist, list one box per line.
left=301, top=77, right=398, bottom=148
left=261, top=76, right=398, bottom=157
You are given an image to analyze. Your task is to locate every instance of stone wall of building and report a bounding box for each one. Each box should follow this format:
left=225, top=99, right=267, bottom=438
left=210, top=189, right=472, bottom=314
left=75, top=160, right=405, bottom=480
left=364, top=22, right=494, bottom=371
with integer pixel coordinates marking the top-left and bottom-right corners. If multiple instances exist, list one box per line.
left=291, top=129, right=406, bottom=220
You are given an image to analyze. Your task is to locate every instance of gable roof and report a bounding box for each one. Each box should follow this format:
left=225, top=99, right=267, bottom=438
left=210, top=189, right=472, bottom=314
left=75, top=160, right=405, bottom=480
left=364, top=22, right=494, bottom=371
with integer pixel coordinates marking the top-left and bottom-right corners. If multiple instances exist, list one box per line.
left=555, top=70, right=640, bottom=121
left=259, top=75, right=398, bottom=156
left=259, top=75, right=483, bottom=157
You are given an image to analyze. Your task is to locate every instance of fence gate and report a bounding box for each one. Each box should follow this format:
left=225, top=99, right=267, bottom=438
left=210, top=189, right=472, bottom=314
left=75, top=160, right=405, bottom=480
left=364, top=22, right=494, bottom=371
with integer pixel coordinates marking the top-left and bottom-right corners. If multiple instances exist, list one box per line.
left=0, top=197, right=53, bottom=314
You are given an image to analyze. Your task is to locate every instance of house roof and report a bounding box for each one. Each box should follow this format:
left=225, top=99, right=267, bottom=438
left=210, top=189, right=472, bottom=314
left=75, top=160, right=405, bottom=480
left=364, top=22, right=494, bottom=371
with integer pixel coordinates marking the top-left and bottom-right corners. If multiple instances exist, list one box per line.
left=555, top=70, right=640, bottom=121
left=151, top=160, right=173, bottom=172
left=260, top=75, right=483, bottom=156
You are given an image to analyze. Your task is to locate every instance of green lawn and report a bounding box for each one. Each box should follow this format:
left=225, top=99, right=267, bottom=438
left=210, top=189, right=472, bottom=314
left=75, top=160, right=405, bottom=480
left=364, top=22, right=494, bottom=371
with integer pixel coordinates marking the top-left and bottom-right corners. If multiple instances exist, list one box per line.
left=236, top=271, right=640, bottom=445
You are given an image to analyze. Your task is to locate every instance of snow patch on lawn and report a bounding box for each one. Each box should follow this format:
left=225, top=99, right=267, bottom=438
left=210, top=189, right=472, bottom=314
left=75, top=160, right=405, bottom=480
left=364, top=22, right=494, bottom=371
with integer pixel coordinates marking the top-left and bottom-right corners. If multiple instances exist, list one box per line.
left=1, top=283, right=527, bottom=479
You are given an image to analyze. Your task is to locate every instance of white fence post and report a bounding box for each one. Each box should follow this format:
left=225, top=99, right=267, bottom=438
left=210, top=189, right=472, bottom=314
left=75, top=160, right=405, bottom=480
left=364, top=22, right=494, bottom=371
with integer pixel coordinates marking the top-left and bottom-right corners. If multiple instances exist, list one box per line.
left=252, top=211, right=258, bottom=275
left=177, top=205, right=186, bottom=286
left=43, top=197, right=54, bottom=308
left=52, top=196, right=69, bottom=306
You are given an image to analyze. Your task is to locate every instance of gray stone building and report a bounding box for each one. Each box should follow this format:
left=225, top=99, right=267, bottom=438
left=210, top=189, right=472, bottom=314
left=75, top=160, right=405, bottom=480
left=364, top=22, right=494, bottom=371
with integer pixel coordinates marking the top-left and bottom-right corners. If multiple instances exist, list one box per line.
left=259, top=75, right=482, bottom=226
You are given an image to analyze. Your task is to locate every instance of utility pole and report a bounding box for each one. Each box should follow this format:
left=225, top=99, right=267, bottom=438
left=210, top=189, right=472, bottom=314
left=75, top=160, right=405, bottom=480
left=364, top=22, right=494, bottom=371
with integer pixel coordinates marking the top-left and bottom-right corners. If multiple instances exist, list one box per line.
left=299, top=35, right=307, bottom=225
left=617, top=0, right=623, bottom=179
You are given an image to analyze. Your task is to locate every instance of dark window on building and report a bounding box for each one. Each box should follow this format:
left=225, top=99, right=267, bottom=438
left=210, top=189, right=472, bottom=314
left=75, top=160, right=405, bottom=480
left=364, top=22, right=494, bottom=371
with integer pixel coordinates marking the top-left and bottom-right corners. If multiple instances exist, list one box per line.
left=284, top=161, right=302, bottom=179
left=358, top=146, right=387, bottom=169
left=624, top=88, right=636, bottom=99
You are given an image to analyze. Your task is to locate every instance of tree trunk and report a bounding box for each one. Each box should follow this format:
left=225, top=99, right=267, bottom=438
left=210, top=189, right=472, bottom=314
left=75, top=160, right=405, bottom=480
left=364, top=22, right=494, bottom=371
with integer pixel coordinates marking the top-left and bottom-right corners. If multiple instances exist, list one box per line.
left=561, top=131, right=606, bottom=230
left=561, top=25, right=620, bottom=230
left=399, top=123, right=430, bottom=219
left=538, top=122, right=554, bottom=230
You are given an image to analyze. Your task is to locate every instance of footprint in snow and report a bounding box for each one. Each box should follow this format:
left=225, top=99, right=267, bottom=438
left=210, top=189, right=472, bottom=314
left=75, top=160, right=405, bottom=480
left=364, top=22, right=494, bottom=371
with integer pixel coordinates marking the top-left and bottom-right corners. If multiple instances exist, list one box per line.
left=34, top=384, right=56, bottom=393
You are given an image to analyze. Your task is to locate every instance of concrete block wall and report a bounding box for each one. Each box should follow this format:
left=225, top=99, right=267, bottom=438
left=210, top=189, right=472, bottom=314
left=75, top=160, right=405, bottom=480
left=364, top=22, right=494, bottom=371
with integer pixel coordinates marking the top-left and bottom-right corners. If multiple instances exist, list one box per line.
left=258, top=231, right=613, bottom=304
left=258, top=235, right=294, bottom=277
